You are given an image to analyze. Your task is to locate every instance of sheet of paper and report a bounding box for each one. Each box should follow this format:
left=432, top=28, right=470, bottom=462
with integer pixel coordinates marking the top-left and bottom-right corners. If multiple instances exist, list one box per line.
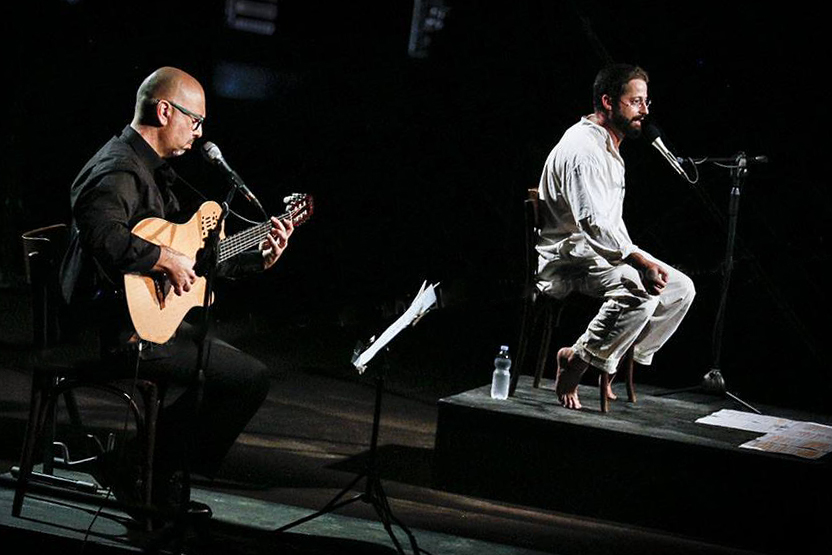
left=352, top=281, right=438, bottom=373
left=697, top=409, right=832, bottom=460
left=740, top=422, right=832, bottom=460
left=695, top=409, right=796, bottom=434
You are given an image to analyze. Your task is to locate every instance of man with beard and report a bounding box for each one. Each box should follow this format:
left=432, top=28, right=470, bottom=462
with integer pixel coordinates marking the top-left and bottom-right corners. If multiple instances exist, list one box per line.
left=535, top=64, right=695, bottom=410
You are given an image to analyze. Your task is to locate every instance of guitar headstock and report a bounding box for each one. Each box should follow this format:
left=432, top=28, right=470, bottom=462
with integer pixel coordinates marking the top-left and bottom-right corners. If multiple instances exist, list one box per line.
left=284, top=193, right=314, bottom=227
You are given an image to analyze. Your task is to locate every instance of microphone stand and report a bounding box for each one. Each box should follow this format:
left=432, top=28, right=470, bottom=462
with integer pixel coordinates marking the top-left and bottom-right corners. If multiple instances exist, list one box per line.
left=191, top=177, right=242, bottom=443
left=227, top=165, right=268, bottom=220
left=658, top=152, right=761, bottom=414
left=156, top=159, right=268, bottom=550
left=164, top=181, right=238, bottom=546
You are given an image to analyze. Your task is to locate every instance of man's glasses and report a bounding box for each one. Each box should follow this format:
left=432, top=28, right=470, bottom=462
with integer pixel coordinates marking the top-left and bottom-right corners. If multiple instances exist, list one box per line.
left=157, top=99, right=205, bottom=131
left=621, top=97, right=651, bottom=110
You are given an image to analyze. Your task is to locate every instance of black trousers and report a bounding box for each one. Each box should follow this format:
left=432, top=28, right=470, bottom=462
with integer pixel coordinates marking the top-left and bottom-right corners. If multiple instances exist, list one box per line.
left=118, top=322, right=271, bottom=479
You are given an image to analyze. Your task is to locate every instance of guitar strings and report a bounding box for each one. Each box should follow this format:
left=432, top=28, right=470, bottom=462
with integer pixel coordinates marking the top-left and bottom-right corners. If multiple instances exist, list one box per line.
left=217, top=203, right=308, bottom=262
left=175, top=172, right=310, bottom=261
left=218, top=221, right=273, bottom=263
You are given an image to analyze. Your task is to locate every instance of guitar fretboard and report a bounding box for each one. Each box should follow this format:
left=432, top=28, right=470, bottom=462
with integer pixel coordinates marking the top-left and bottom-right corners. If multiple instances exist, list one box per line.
left=217, top=220, right=273, bottom=264
left=213, top=195, right=311, bottom=265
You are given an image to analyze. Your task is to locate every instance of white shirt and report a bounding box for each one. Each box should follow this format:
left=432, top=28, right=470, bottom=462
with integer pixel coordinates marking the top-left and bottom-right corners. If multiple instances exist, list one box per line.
left=536, top=117, right=641, bottom=285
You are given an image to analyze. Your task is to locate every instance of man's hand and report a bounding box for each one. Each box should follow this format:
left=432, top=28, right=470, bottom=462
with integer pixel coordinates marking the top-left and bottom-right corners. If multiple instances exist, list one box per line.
left=626, top=252, right=668, bottom=296
left=641, top=264, right=668, bottom=295
left=262, top=216, right=294, bottom=270
left=153, top=245, right=197, bottom=296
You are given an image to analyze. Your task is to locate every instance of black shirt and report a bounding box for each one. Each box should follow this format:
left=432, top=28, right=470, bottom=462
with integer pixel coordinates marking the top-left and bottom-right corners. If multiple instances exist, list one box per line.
left=61, top=126, right=265, bottom=352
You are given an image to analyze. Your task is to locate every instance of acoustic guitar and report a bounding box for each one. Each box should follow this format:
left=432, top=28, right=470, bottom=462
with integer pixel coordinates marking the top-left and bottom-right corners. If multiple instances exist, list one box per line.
left=124, top=193, right=313, bottom=344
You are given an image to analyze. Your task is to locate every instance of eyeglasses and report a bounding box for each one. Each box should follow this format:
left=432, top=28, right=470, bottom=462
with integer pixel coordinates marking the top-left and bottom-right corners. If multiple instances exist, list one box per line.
left=621, top=96, right=651, bottom=110
left=156, top=99, right=205, bottom=131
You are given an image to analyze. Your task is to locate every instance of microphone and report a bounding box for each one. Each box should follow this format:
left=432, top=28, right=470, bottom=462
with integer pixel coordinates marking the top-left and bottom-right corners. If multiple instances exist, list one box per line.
left=201, top=141, right=265, bottom=214
left=642, top=121, right=686, bottom=177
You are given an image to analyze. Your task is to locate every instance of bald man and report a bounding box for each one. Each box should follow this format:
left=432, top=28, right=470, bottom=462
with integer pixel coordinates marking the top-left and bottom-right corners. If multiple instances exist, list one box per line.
left=60, top=67, right=293, bottom=524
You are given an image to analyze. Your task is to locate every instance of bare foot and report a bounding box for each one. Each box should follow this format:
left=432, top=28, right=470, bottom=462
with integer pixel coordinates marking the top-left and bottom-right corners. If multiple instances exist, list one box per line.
left=555, top=348, right=588, bottom=410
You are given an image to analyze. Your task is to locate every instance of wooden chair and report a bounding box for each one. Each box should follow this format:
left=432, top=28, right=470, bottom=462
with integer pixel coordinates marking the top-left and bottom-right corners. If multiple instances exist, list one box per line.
left=509, top=189, right=635, bottom=412
left=12, top=224, right=164, bottom=529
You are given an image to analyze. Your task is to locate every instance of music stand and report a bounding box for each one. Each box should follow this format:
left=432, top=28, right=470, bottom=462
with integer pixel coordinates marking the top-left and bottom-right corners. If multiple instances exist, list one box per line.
left=657, top=152, right=766, bottom=414
left=273, top=281, right=439, bottom=555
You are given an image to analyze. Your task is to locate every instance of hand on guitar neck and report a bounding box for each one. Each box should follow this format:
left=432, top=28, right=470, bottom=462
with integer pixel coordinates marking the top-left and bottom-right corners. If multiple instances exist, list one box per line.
left=261, top=215, right=294, bottom=270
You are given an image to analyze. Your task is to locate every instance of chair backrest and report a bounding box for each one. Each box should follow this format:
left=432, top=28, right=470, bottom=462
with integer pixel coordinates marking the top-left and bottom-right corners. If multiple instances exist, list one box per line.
left=22, top=224, right=69, bottom=348
left=523, top=188, right=540, bottom=289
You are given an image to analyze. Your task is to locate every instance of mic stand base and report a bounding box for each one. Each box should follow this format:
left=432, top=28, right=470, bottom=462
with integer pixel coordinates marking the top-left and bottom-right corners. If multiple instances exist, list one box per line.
left=659, top=152, right=763, bottom=416
left=655, top=369, right=761, bottom=414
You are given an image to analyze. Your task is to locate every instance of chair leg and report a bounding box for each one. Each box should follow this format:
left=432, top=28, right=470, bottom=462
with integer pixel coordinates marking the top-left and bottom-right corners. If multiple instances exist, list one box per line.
left=597, top=348, right=636, bottom=413
left=138, top=381, right=161, bottom=531
left=510, top=296, right=535, bottom=396
left=623, top=347, right=636, bottom=403
left=13, top=374, right=51, bottom=516
left=613, top=346, right=636, bottom=404
left=533, top=305, right=553, bottom=388
left=599, top=372, right=610, bottom=413
left=61, top=389, right=96, bottom=459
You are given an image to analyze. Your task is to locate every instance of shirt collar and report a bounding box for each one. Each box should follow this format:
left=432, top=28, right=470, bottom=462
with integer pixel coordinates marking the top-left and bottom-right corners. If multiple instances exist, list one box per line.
left=119, top=125, right=178, bottom=187
left=580, top=116, right=624, bottom=163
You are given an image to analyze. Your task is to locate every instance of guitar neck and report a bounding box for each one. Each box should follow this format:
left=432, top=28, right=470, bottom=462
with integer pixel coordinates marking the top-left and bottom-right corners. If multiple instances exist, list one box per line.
left=217, top=219, right=275, bottom=264
left=215, top=194, right=312, bottom=265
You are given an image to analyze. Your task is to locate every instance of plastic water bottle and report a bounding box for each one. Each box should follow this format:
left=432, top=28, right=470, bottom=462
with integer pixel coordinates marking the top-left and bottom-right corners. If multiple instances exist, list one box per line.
left=490, top=345, right=512, bottom=400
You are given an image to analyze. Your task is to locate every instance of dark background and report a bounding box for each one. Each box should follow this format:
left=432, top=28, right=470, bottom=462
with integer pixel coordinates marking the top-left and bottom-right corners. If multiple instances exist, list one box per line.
left=3, top=1, right=828, bottom=413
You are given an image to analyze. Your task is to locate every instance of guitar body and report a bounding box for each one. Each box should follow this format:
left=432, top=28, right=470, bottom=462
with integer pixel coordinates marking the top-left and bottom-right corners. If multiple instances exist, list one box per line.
left=124, top=201, right=224, bottom=344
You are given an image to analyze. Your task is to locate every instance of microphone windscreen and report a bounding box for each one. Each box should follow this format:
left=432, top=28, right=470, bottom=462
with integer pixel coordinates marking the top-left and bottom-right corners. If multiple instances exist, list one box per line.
left=201, top=141, right=222, bottom=163
left=642, top=121, right=661, bottom=143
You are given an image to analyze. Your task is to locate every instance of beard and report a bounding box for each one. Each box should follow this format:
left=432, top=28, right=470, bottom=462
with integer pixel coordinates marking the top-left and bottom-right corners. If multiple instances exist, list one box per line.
left=611, top=106, right=643, bottom=139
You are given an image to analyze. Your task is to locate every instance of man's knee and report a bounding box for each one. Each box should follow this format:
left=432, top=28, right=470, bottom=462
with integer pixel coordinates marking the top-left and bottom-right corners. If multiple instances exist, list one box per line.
left=674, top=270, right=696, bottom=305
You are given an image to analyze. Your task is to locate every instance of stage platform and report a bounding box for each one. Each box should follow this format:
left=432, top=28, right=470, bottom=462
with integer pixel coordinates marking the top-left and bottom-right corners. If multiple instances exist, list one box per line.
left=0, top=472, right=552, bottom=555
left=434, top=376, right=831, bottom=555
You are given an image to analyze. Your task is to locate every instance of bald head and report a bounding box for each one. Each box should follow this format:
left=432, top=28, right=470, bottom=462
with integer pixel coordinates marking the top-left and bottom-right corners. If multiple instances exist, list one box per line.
left=130, top=67, right=207, bottom=158
left=133, top=66, right=205, bottom=126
